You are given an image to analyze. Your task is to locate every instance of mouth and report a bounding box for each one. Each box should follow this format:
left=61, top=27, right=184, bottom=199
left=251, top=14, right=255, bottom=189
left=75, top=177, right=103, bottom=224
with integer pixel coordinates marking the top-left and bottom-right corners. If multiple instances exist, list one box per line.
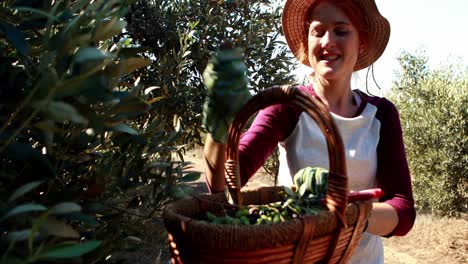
left=319, top=53, right=341, bottom=63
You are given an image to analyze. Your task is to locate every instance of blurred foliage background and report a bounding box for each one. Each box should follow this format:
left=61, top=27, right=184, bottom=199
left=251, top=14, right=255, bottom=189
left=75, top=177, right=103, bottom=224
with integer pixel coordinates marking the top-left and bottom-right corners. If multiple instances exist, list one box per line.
left=0, top=0, right=466, bottom=263
left=0, top=0, right=295, bottom=263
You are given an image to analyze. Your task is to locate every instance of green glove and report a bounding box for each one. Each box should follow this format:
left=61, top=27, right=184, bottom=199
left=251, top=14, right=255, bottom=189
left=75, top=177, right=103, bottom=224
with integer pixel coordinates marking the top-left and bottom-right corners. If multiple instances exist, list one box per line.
left=202, top=43, right=251, bottom=143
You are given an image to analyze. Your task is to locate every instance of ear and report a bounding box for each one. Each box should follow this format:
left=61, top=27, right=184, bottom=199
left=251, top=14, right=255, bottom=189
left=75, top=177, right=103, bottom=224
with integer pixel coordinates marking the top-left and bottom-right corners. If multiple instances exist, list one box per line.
left=359, top=41, right=367, bottom=54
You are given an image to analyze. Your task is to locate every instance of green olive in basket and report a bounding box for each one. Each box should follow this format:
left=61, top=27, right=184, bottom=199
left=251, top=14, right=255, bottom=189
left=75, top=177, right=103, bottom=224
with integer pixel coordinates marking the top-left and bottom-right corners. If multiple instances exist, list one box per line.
left=293, top=167, right=329, bottom=198
left=235, top=208, right=249, bottom=218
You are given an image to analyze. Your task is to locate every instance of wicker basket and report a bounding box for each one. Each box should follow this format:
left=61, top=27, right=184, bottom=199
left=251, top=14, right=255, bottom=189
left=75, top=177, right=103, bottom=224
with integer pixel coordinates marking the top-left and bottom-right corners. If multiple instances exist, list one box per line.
left=163, top=86, right=372, bottom=264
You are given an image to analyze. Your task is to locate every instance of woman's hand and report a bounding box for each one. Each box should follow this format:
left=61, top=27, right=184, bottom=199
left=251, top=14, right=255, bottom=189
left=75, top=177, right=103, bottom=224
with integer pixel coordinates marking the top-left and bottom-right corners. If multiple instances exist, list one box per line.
left=202, top=42, right=251, bottom=192
left=202, top=42, right=251, bottom=144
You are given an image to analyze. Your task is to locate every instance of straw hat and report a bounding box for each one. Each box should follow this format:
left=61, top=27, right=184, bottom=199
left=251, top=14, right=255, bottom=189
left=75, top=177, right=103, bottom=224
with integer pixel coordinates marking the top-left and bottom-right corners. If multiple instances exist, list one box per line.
left=282, top=0, right=390, bottom=71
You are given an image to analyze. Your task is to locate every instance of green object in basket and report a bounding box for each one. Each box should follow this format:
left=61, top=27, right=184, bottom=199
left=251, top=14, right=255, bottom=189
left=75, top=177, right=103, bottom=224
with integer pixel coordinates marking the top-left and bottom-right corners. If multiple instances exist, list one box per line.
left=202, top=42, right=251, bottom=144
left=293, top=167, right=329, bottom=199
left=203, top=167, right=330, bottom=225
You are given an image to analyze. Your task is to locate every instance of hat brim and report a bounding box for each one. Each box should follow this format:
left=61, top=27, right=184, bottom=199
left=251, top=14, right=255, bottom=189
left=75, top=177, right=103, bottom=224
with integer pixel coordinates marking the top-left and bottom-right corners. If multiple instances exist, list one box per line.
left=282, top=0, right=390, bottom=71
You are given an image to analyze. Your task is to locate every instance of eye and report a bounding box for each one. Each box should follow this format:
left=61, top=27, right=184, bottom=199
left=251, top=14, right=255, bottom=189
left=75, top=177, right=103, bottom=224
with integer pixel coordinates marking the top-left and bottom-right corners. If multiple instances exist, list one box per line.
left=335, top=28, right=349, bottom=36
left=310, top=29, right=325, bottom=37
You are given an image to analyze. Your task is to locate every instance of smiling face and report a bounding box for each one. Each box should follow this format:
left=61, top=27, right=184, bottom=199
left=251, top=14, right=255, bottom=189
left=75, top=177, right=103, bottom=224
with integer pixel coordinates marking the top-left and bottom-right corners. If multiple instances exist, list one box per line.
left=307, top=1, right=361, bottom=81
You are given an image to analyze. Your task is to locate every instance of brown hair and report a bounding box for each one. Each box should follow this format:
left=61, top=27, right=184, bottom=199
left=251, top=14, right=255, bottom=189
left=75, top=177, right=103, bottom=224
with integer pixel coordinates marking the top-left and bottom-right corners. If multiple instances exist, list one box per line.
left=296, top=0, right=370, bottom=65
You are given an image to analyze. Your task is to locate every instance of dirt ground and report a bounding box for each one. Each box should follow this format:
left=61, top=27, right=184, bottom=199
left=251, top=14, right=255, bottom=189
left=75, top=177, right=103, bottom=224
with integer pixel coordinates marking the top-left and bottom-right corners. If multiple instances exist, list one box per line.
left=115, top=148, right=468, bottom=264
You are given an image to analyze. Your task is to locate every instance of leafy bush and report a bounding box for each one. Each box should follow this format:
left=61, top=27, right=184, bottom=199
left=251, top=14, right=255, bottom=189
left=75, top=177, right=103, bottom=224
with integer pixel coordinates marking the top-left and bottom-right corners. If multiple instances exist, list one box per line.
left=125, top=0, right=297, bottom=147
left=1, top=0, right=299, bottom=262
left=388, top=51, right=467, bottom=216
left=0, top=0, right=199, bottom=263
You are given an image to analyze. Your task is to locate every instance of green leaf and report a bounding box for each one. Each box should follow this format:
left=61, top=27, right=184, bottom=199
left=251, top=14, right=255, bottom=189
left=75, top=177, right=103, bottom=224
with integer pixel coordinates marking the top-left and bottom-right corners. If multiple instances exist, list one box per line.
left=8, top=180, right=44, bottom=203
left=74, top=47, right=112, bottom=64
left=111, top=123, right=139, bottom=135
left=113, top=97, right=150, bottom=114
left=35, top=101, right=88, bottom=124
left=122, top=236, right=143, bottom=250
left=62, top=212, right=99, bottom=226
left=283, top=186, right=296, bottom=197
left=118, top=37, right=133, bottom=46
left=273, top=40, right=287, bottom=46
left=123, top=236, right=142, bottom=243
left=70, top=0, right=91, bottom=13
left=298, top=184, right=308, bottom=198
left=29, top=212, right=49, bottom=247
left=13, top=7, right=61, bottom=23
left=0, top=256, right=23, bottom=264
left=49, top=202, right=82, bottom=215
left=54, top=75, right=108, bottom=100
left=181, top=172, right=201, bottom=182
left=40, top=218, right=80, bottom=238
left=36, top=240, right=102, bottom=260
left=282, top=198, right=295, bottom=209
left=117, top=57, right=151, bottom=75
left=36, top=68, right=59, bottom=99
left=174, top=115, right=181, bottom=132
left=0, top=21, right=30, bottom=56
left=94, top=18, right=127, bottom=41
left=1, top=203, right=47, bottom=222
left=4, top=229, right=32, bottom=242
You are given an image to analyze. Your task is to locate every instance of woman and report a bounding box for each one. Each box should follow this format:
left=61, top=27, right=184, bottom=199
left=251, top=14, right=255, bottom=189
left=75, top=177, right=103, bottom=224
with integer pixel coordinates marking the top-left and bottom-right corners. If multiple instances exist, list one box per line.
left=203, top=0, right=415, bottom=263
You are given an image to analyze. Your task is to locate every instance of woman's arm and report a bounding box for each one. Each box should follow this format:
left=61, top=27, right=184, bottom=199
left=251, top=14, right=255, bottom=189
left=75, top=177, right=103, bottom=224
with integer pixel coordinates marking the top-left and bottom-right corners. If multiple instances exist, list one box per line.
left=203, top=134, right=226, bottom=193
left=204, top=97, right=302, bottom=192
left=367, top=202, right=399, bottom=236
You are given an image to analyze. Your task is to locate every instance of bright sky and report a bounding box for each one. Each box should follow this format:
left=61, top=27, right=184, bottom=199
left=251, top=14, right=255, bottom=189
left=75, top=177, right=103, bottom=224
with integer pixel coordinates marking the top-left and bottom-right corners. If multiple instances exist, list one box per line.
left=294, top=0, right=468, bottom=95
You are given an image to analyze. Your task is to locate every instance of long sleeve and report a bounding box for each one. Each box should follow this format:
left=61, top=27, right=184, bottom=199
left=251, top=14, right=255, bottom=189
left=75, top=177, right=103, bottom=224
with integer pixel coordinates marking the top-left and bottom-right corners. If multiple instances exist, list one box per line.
left=238, top=100, right=302, bottom=186
left=375, top=99, right=416, bottom=236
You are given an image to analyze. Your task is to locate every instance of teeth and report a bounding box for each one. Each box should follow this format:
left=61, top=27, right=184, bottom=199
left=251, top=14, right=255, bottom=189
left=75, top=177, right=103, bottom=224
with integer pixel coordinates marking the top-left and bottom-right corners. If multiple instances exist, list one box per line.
left=322, top=55, right=339, bottom=60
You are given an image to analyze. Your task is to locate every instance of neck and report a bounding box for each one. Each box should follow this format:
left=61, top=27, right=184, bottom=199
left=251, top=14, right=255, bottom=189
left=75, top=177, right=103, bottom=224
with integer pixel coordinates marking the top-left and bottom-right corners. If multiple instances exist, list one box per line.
left=311, top=74, right=357, bottom=117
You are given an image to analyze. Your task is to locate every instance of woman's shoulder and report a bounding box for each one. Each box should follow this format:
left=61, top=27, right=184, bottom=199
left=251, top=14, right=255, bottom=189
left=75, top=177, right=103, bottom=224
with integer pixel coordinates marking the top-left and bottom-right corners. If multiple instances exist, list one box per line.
left=354, top=90, right=402, bottom=128
left=354, top=90, right=398, bottom=112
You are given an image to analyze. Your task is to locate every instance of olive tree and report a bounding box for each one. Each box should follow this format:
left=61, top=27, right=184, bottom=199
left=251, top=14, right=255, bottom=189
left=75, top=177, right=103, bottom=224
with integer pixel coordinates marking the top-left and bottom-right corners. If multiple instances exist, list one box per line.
left=125, top=0, right=297, bottom=147
left=387, top=51, right=467, bottom=216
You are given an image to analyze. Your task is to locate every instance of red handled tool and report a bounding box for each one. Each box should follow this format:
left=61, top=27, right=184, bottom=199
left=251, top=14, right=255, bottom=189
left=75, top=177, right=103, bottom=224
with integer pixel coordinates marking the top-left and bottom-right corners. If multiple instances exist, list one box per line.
left=347, top=188, right=384, bottom=202
left=320, top=188, right=383, bottom=204
left=320, top=188, right=383, bottom=205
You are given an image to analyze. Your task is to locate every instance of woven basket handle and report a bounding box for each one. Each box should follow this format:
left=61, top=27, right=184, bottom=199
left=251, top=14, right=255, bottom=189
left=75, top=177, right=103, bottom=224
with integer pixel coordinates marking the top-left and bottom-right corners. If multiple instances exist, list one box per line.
left=224, top=85, right=348, bottom=222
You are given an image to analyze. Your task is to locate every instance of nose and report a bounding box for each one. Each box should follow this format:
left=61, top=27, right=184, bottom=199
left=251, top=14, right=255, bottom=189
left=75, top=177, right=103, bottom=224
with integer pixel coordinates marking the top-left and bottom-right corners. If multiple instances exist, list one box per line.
left=320, top=30, right=336, bottom=49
